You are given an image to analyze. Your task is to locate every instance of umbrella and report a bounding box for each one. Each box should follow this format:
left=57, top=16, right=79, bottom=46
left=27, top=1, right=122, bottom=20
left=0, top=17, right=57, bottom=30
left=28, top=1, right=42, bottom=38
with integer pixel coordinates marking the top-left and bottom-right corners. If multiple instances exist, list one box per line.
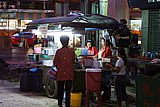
left=27, top=14, right=121, bottom=29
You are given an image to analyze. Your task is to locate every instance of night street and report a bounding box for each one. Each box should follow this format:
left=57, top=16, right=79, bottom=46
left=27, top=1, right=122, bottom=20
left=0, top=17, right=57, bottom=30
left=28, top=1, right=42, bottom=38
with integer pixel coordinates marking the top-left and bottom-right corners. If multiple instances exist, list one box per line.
left=2, top=0, right=160, bottom=106
left=0, top=80, right=59, bottom=107
left=0, top=79, right=136, bottom=107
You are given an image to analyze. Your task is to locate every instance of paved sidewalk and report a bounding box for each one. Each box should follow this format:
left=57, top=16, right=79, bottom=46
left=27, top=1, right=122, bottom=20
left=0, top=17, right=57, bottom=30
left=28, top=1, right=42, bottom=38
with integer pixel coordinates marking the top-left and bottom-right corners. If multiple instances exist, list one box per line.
left=0, top=79, right=136, bottom=107
left=0, top=80, right=59, bottom=107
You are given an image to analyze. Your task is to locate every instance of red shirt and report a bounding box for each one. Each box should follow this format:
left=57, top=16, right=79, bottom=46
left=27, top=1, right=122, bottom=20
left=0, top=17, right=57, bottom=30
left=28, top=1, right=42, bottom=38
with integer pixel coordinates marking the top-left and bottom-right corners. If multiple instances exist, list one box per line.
left=87, top=46, right=98, bottom=55
left=53, top=47, right=75, bottom=81
left=95, top=46, right=112, bottom=58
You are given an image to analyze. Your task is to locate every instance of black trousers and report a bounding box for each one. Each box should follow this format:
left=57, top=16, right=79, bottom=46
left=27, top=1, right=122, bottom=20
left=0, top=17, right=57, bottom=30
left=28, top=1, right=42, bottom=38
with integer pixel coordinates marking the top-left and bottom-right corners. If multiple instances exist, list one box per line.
left=101, top=70, right=111, bottom=101
left=57, top=80, right=72, bottom=107
left=115, top=75, right=128, bottom=101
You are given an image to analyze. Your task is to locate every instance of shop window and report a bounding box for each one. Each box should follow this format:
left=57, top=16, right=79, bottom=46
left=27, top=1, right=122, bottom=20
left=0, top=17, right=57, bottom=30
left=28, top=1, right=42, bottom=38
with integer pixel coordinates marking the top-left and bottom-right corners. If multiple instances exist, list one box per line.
left=20, top=12, right=24, bottom=20
left=37, top=13, right=42, bottom=19
left=34, top=2, right=43, bottom=9
left=28, top=13, right=33, bottom=20
left=69, top=2, right=80, bottom=10
left=20, top=1, right=31, bottom=9
left=45, top=1, right=53, bottom=10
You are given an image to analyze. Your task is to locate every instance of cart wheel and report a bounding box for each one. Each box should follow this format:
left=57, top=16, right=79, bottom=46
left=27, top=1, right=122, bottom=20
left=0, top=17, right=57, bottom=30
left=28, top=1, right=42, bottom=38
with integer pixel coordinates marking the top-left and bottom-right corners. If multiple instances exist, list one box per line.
left=45, top=77, right=58, bottom=98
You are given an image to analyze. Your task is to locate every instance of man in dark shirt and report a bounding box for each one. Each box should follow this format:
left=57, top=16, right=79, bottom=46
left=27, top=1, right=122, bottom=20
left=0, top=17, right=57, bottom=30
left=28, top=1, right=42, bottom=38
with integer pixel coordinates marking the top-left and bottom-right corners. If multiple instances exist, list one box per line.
left=115, top=19, right=131, bottom=48
left=115, top=19, right=131, bottom=56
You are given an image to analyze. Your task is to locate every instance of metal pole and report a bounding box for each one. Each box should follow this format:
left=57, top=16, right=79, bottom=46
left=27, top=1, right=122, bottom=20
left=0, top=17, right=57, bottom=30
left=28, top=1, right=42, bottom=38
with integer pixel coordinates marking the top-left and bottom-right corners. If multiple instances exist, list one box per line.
left=85, top=0, right=88, bottom=14
left=8, top=12, right=9, bottom=36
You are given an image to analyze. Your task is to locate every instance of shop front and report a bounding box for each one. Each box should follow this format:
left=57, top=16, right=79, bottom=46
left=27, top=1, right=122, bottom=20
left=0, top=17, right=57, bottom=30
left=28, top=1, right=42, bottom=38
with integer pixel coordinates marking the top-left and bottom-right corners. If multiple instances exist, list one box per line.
left=128, top=0, right=160, bottom=55
left=0, top=9, right=54, bottom=36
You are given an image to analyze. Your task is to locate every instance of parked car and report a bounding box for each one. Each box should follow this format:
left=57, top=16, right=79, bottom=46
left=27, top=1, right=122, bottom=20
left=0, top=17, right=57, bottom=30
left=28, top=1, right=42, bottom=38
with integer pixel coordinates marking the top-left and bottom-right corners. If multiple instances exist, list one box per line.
left=11, top=32, right=48, bottom=47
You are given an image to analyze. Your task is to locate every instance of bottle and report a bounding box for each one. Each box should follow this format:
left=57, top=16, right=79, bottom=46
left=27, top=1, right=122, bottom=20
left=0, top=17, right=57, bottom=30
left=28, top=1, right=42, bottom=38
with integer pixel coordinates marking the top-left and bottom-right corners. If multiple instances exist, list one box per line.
left=81, top=48, right=85, bottom=55
left=85, top=48, right=88, bottom=55
left=76, top=48, right=81, bottom=56
left=63, top=91, right=66, bottom=103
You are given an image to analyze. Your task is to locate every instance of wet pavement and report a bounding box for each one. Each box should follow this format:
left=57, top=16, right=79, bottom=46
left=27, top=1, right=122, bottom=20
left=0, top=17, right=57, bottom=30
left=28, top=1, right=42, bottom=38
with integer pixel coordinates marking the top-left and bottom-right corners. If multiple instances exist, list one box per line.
left=0, top=47, right=136, bottom=107
left=0, top=80, right=59, bottom=107
left=0, top=79, right=136, bottom=107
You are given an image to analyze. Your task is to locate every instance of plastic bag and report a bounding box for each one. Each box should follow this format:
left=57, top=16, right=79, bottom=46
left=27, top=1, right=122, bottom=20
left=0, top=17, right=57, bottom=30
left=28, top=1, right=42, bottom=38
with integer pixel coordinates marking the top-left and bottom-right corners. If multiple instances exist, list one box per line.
left=47, top=65, right=57, bottom=80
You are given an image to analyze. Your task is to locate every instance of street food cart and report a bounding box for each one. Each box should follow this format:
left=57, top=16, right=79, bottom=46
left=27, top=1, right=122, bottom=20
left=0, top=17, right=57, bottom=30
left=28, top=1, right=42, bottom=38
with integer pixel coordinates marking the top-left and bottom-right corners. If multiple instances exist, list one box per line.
left=27, top=13, right=121, bottom=98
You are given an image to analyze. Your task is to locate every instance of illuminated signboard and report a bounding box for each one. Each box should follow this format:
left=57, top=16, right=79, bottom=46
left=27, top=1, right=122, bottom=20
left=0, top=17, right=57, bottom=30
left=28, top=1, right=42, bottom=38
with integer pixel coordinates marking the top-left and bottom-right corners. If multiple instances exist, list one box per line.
left=128, top=0, right=160, bottom=9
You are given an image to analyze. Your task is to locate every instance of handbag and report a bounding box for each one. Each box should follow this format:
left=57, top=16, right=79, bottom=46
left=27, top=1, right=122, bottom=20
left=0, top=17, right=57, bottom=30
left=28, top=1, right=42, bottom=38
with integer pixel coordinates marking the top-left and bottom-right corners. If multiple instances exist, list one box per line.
left=47, top=65, right=57, bottom=80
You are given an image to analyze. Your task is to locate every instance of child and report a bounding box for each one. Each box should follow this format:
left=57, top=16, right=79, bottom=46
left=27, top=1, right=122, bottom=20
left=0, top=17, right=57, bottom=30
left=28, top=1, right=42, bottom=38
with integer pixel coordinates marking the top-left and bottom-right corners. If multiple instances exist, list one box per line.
left=108, top=47, right=129, bottom=107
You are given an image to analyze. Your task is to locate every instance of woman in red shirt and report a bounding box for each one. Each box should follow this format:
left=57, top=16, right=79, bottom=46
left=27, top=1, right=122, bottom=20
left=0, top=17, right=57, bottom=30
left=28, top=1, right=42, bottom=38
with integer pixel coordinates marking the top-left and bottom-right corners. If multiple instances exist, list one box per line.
left=86, top=40, right=98, bottom=55
left=94, top=37, right=112, bottom=59
left=54, top=35, right=75, bottom=107
left=94, top=37, right=112, bottom=102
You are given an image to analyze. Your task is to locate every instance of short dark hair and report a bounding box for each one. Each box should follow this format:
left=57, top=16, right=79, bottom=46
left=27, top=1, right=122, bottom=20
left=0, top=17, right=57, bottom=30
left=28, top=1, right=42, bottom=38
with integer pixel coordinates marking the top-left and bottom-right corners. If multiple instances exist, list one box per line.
left=60, top=35, right=69, bottom=46
left=101, top=37, right=112, bottom=46
left=118, top=47, right=127, bottom=65
left=86, top=39, right=93, bottom=45
left=120, top=19, right=127, bottom=25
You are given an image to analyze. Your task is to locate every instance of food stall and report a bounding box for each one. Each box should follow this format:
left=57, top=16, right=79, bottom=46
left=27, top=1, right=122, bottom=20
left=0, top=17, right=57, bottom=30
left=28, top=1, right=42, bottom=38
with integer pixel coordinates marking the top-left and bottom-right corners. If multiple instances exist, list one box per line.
left=26, top=13, right=121, bottom=98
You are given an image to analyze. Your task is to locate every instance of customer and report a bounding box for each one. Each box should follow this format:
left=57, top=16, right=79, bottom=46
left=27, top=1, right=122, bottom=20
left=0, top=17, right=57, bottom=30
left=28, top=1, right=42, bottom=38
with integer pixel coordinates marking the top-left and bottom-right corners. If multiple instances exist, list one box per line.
left=115, top=19, right=131, bottom=55
left=108, top=47, right=129, bottom=107
left=94, top=37, right=112, bottom=102
left=53, top=35, right=75, bottom=107
left=86, top=39, right=98, bottom=55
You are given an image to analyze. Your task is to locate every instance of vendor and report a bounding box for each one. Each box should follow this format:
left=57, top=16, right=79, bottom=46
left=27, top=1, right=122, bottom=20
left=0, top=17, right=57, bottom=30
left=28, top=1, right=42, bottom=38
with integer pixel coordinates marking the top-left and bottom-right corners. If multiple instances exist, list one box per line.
left=94, top=37, right=112, bottom=102
left=86, top=39, right=98, bottom=55
left=94, top=37, right=112, bottom=61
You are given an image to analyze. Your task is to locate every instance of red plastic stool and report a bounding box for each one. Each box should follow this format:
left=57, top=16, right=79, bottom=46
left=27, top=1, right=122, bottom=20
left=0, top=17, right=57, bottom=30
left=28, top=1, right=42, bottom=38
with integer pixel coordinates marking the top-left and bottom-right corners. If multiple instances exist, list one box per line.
left=85, top=90, right=101, bottom=107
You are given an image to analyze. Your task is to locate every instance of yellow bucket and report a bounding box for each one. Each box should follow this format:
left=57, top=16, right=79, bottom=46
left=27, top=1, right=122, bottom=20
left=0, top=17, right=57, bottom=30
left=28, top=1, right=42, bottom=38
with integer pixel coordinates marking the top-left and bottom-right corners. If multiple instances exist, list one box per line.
left=70, top=92, right=82, bottom=107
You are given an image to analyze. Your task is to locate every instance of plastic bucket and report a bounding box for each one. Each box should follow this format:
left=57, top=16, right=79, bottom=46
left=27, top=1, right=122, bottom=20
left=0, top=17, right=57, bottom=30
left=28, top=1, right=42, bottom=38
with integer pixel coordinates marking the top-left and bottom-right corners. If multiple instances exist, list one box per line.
left=85, top=68, right=102, bottom=91
left=70, top=92, right=82, bottom=107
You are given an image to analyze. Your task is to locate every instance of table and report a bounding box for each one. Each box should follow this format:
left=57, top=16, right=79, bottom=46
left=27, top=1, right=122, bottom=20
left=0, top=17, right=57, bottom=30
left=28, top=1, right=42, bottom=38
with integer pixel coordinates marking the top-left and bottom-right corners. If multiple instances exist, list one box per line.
left=144, top=63, right=160, bottom=76
left=127, top=58, right=151, bottom=75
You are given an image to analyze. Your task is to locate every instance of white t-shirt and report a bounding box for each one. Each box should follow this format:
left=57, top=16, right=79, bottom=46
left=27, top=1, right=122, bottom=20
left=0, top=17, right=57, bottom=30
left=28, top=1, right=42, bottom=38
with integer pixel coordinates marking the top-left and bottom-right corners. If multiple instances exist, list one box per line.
left=115, top=57, right=126, bottom=75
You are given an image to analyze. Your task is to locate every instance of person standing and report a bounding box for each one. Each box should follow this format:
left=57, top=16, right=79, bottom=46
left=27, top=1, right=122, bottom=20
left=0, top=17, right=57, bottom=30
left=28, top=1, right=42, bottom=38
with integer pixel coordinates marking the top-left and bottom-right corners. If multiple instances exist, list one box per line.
left=108, top=47, right=129, bottom=107
left=115, top=19, right=131, bottom=55
left=86, top=39, right=98, bottom=55
left=94, top=37, right=112, bottom=59
left=94, top=37, right=112, bottom=102
left=53, top=35, right=75, bottom=107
